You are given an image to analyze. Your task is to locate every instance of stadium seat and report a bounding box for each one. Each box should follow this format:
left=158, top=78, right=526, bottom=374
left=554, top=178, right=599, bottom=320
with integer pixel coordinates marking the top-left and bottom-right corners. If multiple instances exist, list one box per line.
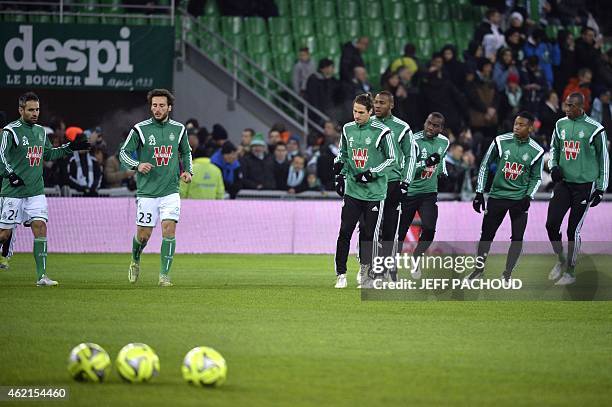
left=203, top=0, right=219, bottom=16
left=246, top=35, right=270, bottom=55
left=386, top=20, right=409, bottom=38
left=244, top=17, right=266, bottom=35
left=546, top=25, right=560, bottom=40
left=453, top=21, right=473, bottom=42
left=268, top=17, right=291, bottom=36
left=292, top=18, right=315, bottom=36
left=274, top=53, right=295, bottom=84
left=366, top=37, right=388, bottom=57
left=314, top=0, right=336, bottom=19
left=28, top=14, right=52, bottom=23
left=316, top=18, right=338, bottom=37
left=199, top=16, right=220, bottom=33
left=416, top=38, right=434, bottom=60
left=568, top=25, right=581, bottom=38
left=337, top=0, right=359, bottom=19
left=317, top=36, right=341, bottom=57
left=295, top=36, right=317, bottom=54
left=368, top=55, right=390, bottom=77
left=361, top=0, right=382, bottom=19
left=411, top=21, right=430, bottom=39
left=428, top=3, right=450, bottom=21
left=364, top=19, right=384, bottom=38
left=383, top=2, right=405, bottom=21
left=338, top=19, right=361, bottom=41
left=290, top=0, right=311, bottom=17
left=270, top=35, right=294, bottom=55
left=221, top=16, right=243, bottom=36
left=434, top=22, right=454, bottom=42
left=275, top=0, right=290, bottom=17
left=389, top=38, right=406, bottom=56
left=224, top=35, right=245, bottom=52
left=407, top=3, right=428, bottom=21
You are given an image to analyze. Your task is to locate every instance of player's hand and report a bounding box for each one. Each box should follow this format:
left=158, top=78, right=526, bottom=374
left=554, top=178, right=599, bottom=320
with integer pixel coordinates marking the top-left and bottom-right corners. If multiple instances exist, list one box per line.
left=354, top=170, right=373, bottom=183
left=590, top=189, right=604, bottom=207
left=473, top=192, right=485, bottom=213
left=8, top=172, right=25, bottom=187
left=137, top=163, right=153, bottom=174
left=181, top=172, right=192, bottom=184
left=399, top=181, right=409, bottom=201
left=333, top=161, right=344, bottom=175
left=550, top=166, right=563, bottom=182
left=69, top=134, right=91, bottom=151
left=334, top=174, right=345, bottom=197
left=518, top=196, right=531, bottom=212
left=425, top=153, right=441, bottom=167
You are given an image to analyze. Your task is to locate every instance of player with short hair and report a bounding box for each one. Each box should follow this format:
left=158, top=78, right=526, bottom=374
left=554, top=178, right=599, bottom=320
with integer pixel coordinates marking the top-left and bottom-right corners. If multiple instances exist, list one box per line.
left=396, top=113, right=449, bottom=279
left=0, top=92, right=90, bottom=285
left=372, top=91, right=415, bottom=282
left=333, top=93, right=396, bottom=288
left=468, top=112, right=544, bottom=281
left=545, top=92, right=609, bottom=285
left=119, top=89, right=193, bottom=287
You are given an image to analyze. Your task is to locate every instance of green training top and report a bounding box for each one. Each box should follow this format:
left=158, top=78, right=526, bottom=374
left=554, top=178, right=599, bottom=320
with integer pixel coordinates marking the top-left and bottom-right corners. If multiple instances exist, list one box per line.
left=407, top=131, right=450, bottom=195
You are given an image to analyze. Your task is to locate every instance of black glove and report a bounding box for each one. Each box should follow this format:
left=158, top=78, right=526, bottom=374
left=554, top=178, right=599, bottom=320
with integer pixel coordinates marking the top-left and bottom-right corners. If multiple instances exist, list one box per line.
left=399, top=181, right=409, bottom=202
left=69, top=134, right=91, bottom=151
left=590, top=189, right=604, bottom=207
left=333, top=161, right=344, bottom=175
left=334, top=174, right=345, bottom=197
left=518, top=196, right=531, bottom=212
left=425, top=152, right=441, bottom=167
left=8, top=172, right=25, bottom=187
left=550, top=166, right=563, bottom=183
left=354, top=170, right=374, bottom=183
left=473, top=192, right=485, bottom=213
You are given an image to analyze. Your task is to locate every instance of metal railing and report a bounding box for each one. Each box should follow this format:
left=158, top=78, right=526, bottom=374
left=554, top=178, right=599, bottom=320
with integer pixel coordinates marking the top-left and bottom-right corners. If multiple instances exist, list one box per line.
left=0, top=1, right=174, bottom=24
left=177, top=9, right=330, bottom=135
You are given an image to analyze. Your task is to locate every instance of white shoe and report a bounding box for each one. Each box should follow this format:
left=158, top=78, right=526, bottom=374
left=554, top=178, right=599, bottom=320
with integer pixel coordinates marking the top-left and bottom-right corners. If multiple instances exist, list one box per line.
left=128, top=261, right=140, bottom=284
left=554, top=272, right=576, bottom=286
left=360, top=275, right=374, bottom=289
left=335, top=274, right=347, bottom=289
left=549, top=261, right=564, bottom=281
left=158, top=275, right=174, bottom=287
left=356, top=264, right=369, bottom=285
left=411, top=262, right=422, bottom=279
left=36, top=274, right=58, bottom=286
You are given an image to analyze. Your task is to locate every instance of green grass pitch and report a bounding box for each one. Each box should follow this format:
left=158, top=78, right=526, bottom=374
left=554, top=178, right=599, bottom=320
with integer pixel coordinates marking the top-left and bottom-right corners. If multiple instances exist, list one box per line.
left=1, top=253, right=611, bottom=406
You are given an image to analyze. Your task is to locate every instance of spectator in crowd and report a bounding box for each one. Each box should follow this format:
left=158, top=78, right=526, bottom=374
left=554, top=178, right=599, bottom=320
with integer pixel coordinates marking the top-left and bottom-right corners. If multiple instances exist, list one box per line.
left=267, top=128, right=282, bottom=155
left=463, top=40, right=484, bottom=75
left=239, top=127, right=254, bottom=157
left=43, top=125, right=69, bottom=188
left=305, top=58, right=341, bottom=121
left=91, top=144, right=108, bottom=188
left=67, top=131, right=102, bottom=197
left=286, top=155, right=309, bottom=194
left=523, top=28, right=560, bottom=87
left=505, top=27, right=525, bottom=63
left=563, top=67, right=593, bottom=112
left=574, top=27, right=601, bottom=79
left=185, top=118, right=199, bottom=132
left=180, top=148, right=224, bottom=200
left=554, top=30, right=577, bottom=97
left=306, top=173, right=323, bottom=192
left=291, top=47, right=316, bottom=96
left=187, top=126, right=200, bottom=153
left=286, top=134, right=301, bottom=160
left=211, top=141, right=242, bottom=199
left=439, top=143, right=467, bottom=193
left=339, top=36, right=368, bottom=82
left=421, top=53, right=467, bottom=137
left=272, top=142, right=289, bottom=190
left=507, top=11, right=527, bottom=37
left=538, top=90, right=563, bottom=142
left=211, top=123, right=228, bottom=149
left=466, top=58, right=499, bottom=154
left=317, top=120, right=340, bottom=190
left=499, top=72, right=523, bottom=131
left=390, top=43, right=419, bottom=75
left=493, top=47, right=519, bottom=92
left=442, top=44, right=467, bottom=91
left=240, top=133, right=275, bottom=190
left=345, top=66, right=371, bottom=100
left=591, top=89, right=612, bottom=133
left=475, top=8, right=505, bottom=61
left=381, top=70, right=415, bottom=124
left=520, top=56, right=549, bottom=114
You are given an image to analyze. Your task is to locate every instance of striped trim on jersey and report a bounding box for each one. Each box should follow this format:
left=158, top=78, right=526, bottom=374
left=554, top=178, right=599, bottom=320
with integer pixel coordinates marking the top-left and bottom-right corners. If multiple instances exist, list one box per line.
left=601, top=131, right=610, bottom=190
left=584, top=116, right=604, bottom=144
left=371, top=120, right=390, bottom=148
left=494, top=133, right=514, bottom=158
left=528, top=139, right=545, bottom=165
left=133, top=118, right=153, bottom=144
left=370, top=132, right=396, bottom=174
left=528, top=155, right=544, bottom=199
left=120, top=130, right=140, bottom=169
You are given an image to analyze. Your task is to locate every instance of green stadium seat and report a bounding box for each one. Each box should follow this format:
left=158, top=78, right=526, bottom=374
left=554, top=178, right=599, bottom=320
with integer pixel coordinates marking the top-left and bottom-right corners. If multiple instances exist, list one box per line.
left=274, top=53, right=295, bottom=84
left=268, top=17, right=291, bottom=36
left=337, top=0, right=359, bottom=19
left=389, top=38, right=406, bottom=56
left=292, top=19, right=314, bottom=36
left=386, top=20, right=409, bottom=38
left=452, top=21, right=473, bottom=42
left=295, top=36, right=317, bottom=53
left=198, top=16, right=220, bottom=33
left=247, top=35, right=269, bottom=55
left=270, top=35, right=294, bottom=55
left=28, top=14, right=52, bottom=23
left=368, top=55, right=390, bottom=77
left=316, top=18, right=338, bottom=36
left=275, top=0, right=290, bottom=17
left=364, top=19, right=384, bottom=38
left=367, top=37, right=388, bottom=56
left=428, top=3, right=450, bottom=20
left=314, top=0, right=336, bottom=18
left=221, top=17, right=243, bottom=36
left=411, top=21, right=430, bottom=39
left=568, top=25, right=581, bottom=38
left=361, top=0, right=382, bottom=19
left=251, top=54, right=274, bottom=94
left=407, top=3, right=428, bottom=22
left=416, top=38, right=434, bottom=60
left=203, top=0, right=219, bottom=16
left=290, top=0, right=311, bottom=17
left=150, top=17, right=171, bottom=26
left=338, top=19, right=361, bottom=40
left=244, top=17, right=266, bottom=35
left=223, top=35, right=245, bottom=52
left=317, top=36, right=341, bottom=57
left=383, top=2, right=405, bottom=21
left=434, top=22, right=453, bottom=42
left=546, top=25, right=561, bottom=41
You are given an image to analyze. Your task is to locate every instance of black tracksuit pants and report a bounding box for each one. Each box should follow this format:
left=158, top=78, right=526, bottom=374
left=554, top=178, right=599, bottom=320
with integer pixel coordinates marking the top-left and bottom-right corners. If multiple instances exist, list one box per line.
left=396, top=192, right=438, bottom=257
left=476, top=197, right=528, bottom=274
left=545, top=181, right=594, bottom=267
left=335, top=195, right=384, bottom=275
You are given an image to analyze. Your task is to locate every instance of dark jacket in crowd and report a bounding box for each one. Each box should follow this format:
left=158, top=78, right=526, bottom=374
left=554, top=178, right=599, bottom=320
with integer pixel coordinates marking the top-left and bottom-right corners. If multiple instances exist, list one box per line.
left=240, top=152, right=276, bottom=190
left=421, top=72, right=467, bottom=136
left=304, top=73, right=341, bottom=117
left=273, top=159, right=290, bottom=190
left=67, top=151, right=102, bottom=196
left=316, top=142, right=338, bottom=190
left=339, top=41, right=365, bottom=82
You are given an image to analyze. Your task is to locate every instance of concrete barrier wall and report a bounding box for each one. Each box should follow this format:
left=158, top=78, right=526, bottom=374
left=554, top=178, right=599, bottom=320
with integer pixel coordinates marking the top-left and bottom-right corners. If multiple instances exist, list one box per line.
left=10, top=198, right=612, bottom=254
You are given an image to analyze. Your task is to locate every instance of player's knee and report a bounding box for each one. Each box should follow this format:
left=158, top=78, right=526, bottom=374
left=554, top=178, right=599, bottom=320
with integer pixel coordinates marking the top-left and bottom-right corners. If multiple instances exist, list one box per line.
left=0, top=229, right=11, bottom=243
left=31, top=221, right=46, bottom=237
left=421, top=227, right=435, bottom=241
left=545, top=219, right=559, bottom=233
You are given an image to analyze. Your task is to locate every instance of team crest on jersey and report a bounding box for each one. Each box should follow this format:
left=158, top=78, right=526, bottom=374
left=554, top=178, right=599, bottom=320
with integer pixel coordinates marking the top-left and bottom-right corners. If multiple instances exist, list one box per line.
left=348, top=136, right=354, bottom=147
left=560, top=129, right=566, bottom=140
left=563, top=140, right=580, bottom=160
left=39, top=134, right=44, bottom=142
left=169, top=132, right=176, bottom=142
left=352, top=148, right=368, bottom=168
left=21, top=136, right=29, bottom=146
left=502, top=162, right=524, bottom=180
left=503, top=150, right=510, bottom=160
left=578, top=130, right=585, bottom=139
left=148, top=135, right=156, bottom=145
left=26, top=145, right=43, bottom=166
left=153, top=145, right=173, bottom=166
left=522, top=153, right=529, bottom=161
left=365, top=136, right=371, bottom=145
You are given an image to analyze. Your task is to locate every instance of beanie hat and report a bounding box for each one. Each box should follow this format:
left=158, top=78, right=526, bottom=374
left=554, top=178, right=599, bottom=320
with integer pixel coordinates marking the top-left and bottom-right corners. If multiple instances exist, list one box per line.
left=211, top=123, right=228, bottom=140
left=250, top=133, right=266, bottom=146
